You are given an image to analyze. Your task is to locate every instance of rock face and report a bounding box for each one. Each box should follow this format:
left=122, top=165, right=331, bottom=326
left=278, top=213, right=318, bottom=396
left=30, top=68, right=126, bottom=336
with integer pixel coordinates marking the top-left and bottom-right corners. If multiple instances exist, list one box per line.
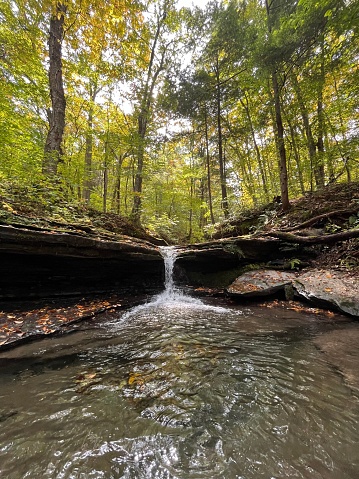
left=227, top=267, right=359, bottom=318
left=0, top=225, right=163, bottom=299
left=293, top=270, right=359, bottom=318
left=227, top=270, right=296, bottom=298
left=175, top=236, right=317, bottom=289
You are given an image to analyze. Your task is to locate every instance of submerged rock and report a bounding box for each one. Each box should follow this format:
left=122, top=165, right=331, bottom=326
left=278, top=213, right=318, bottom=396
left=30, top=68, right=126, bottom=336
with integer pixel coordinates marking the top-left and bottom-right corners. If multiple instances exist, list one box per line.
left=294, top=270, right=359, bottom=318
left=227, top=270, right=297, bottom=298
left=314, top=327, right=359, bottom=391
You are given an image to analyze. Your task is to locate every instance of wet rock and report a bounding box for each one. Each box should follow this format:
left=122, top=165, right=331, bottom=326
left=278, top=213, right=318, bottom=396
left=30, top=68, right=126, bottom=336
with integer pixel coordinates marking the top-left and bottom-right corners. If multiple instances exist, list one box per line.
left=227, top=270, right=297, bottom=298
left=294, top=270, right=359, bottom=318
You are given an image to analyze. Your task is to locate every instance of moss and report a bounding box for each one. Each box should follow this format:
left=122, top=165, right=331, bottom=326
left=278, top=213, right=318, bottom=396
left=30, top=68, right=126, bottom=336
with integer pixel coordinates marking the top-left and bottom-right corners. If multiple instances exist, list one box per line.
left=223, top=243, right=245, bottom=258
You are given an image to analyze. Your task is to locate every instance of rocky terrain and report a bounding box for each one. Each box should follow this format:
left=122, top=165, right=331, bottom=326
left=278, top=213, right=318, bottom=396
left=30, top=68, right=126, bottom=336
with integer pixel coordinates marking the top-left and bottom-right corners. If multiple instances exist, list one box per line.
left=0, top=181, right=358, bottom=350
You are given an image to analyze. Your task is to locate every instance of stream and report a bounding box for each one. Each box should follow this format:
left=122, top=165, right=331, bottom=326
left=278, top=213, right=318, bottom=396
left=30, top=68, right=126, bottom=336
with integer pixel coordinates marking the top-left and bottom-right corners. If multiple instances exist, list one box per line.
left=0, top=247, right=358, bottom=478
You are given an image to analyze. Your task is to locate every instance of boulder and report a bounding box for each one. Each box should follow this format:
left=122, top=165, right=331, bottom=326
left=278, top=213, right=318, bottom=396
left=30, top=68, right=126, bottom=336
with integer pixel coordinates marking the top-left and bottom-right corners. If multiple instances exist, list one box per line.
left=227, top=269, right=297, bottom=298
left=294, top=270, right=359, bottom=318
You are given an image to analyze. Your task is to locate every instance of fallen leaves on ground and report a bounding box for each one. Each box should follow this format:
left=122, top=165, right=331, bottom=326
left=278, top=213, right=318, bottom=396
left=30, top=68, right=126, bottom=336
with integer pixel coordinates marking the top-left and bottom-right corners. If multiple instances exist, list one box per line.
left=257, top=299, right=337, bottom=317
left=0, top=296, right=122, bottom=348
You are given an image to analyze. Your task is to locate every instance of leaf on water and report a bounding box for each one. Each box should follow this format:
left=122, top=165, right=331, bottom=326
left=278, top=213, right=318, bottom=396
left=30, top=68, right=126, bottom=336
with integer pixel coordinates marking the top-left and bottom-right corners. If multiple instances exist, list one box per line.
left=128, top=372, right=145, bottom=386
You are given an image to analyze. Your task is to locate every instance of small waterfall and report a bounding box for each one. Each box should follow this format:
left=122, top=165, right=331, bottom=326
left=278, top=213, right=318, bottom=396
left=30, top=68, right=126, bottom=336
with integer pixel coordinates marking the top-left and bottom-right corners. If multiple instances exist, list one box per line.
left=160, top=246, right=179, bottom=300
left=114, top=246, right=228, bottom=322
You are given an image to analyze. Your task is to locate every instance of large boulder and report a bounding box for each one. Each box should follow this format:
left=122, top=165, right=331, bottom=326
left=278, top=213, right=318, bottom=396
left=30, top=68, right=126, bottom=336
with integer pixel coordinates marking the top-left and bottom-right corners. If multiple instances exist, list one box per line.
left=293, top=270, right=359, bottom=318
left=227, top=269, right=297, bottom=298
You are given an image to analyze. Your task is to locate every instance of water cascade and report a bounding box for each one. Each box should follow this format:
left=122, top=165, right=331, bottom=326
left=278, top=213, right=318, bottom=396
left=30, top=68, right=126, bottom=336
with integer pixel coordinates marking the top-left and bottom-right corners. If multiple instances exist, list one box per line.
left=120, top=247, right=211, bottom=320
left=161, top=246, right=178, bottom=300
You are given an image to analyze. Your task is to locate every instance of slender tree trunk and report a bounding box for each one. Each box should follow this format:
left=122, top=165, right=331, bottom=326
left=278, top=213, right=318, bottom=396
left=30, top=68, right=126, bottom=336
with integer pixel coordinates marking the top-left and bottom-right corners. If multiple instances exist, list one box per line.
left=112, top=154, right=126, bottom=214
left=199, top=177, right=206, bottom=229
left=332, top=76, right=352, bottom=183
left=103, top=115, right=110, bottom=213
left=265, top=0, right=290, bottom=211
left=271, top=71, right=290, bottom=211
left=83, top=84, right=98, bottom=204
left=103, top=144, right=109, bottom=213
left=204, top=107, right=215, bottom=224
left=292, top=73, right=317, bottom=190
left=316, top=35, right=326, bottom=188
left=215, top=58, right=229, bottom=218
left=132, top=9, right=167, bottom=223
left=43, top=2, right=66, bottom=176
left=240, top=93, right=269, bottom=200
left=288, top=121, right=305, bottom=194
left=132, top=117, right=146, bottom=220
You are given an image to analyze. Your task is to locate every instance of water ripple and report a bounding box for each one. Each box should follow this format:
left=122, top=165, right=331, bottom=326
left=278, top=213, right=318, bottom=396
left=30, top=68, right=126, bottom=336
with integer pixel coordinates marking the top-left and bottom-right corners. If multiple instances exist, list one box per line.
left=0, top=303, right=359, bottom=479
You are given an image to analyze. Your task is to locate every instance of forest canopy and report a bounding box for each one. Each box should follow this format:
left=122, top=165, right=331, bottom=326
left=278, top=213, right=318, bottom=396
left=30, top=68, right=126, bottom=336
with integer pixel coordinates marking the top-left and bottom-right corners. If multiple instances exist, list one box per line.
left=0, top=0, right=358, bottom=242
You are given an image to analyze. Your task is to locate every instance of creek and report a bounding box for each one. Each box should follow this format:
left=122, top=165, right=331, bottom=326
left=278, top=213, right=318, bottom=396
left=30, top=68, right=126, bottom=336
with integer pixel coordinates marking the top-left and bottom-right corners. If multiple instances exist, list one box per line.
left=0, top=247, right=358, bottom=479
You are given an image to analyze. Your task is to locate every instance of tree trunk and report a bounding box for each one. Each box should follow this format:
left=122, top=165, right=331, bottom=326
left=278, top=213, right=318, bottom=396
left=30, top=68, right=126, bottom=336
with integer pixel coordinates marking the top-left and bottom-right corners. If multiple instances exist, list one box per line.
left=265, top=0, right=290, bottom=211
left=292, top=73, right=317, bottom=191
left=204, top=107, right=215, bottom=224
left=132, top=117, right=146, bottom=221
left=83, top=84, right=98, bottom=204
left=316, top=35, right=326, bottom=188
left=240, top=93, right=269, bottom=200
left=288, top=121, right=305, bottom=195
left=215, top=58, right=229, bottom=218
left=112, top=154, right=126, bottom=214
left=272, top=71, right=290, bottom=211
left=43, top=2, right=66, bottom=177
left=131, top=9, right=167, bottom=223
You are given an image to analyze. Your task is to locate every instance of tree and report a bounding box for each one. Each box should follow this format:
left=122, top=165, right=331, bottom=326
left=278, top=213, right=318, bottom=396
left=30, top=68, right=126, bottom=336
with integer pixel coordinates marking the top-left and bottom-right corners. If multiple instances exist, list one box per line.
left=43, top=1, right=66, bottom=176
left=131, top=0, right=180, bottom=223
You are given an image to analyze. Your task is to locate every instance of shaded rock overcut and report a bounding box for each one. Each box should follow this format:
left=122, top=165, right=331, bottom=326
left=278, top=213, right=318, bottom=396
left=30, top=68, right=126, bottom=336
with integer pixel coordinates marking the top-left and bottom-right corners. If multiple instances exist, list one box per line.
left=0, top=225, right=163, bottom=299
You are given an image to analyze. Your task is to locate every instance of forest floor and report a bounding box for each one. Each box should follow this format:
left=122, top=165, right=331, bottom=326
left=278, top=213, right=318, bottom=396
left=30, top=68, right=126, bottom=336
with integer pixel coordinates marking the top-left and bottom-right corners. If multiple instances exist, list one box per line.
left=213, top=181, right=359, bottom=277
left=0, top=181, right=358, bottom=350
left=0, top=181, right=163, bottom=245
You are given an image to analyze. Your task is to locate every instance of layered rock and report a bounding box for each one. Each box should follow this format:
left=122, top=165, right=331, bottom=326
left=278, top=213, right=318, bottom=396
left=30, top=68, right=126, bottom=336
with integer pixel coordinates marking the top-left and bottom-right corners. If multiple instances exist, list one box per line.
left=0, top=225, right=163, bottom=299
left=227, top=270, right=296, bottom=298
left=293, top=270, right=359, bottom=317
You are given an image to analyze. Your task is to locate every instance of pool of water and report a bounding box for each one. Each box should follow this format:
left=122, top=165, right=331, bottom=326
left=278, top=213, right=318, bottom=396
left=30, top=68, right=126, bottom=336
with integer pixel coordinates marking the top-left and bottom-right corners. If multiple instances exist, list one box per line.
left=0, top=296, right=358, bottom=479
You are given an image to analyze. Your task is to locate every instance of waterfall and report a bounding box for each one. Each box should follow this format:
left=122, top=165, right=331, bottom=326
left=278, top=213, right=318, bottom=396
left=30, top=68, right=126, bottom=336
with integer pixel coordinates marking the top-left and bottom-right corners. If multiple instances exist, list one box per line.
left=114, top=246, right=227, bottom=322
left=160, top=246, right=179, bottom=300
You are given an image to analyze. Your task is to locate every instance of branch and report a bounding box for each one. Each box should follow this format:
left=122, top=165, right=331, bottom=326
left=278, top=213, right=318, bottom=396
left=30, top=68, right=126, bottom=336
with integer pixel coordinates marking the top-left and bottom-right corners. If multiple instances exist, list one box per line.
left=283, top=207, right=359, bottom=231
left=265, top=229, right=359, bottom=244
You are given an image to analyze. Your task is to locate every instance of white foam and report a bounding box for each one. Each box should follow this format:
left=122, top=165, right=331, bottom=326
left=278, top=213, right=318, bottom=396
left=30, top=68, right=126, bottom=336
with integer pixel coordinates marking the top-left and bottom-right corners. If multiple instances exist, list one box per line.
left=110, top=246, right=230, bottom=325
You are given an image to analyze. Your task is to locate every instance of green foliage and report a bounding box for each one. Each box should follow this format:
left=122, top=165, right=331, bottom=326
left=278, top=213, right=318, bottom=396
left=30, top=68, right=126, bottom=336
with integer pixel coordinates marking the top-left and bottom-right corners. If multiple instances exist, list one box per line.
left=0, top=0, right=358, bottom=242
left=289, top=258, right=301, bottom=270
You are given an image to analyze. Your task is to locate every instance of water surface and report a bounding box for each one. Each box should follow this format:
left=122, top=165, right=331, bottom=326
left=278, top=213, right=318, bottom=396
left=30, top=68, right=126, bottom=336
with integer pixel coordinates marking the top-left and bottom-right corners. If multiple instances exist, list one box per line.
left=0, top=297, right=358, bottom=479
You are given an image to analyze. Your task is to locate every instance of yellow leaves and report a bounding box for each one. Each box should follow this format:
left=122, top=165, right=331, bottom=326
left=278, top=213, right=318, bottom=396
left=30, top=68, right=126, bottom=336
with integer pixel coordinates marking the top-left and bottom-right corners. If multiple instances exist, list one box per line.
left=75, top=370, right=99, bottom=394
left=2, top=202, right=16, bottom=213
left=128, top=372, right=144, bottom=386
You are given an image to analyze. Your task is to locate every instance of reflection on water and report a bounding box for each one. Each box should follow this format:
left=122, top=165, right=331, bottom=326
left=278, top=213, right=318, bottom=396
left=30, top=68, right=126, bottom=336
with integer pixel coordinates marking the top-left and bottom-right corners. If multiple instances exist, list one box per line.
left=0, top=297, right=358, bottom=479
